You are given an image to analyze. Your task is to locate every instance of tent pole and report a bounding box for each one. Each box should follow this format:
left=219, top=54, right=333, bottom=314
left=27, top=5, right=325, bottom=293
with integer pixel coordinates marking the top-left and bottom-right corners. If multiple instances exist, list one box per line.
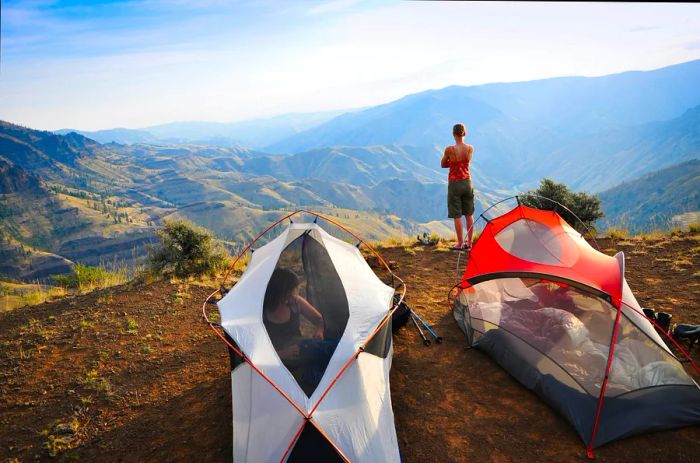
left=587, top=298, right=623, bottom=459
left=308, top=283, right=406, bottom=417
left=279, top=420, right=307, bottom=463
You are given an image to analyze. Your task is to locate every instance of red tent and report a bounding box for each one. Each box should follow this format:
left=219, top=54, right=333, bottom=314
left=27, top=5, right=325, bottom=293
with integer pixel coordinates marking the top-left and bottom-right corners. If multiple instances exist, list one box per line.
left=453, top=204, right=700, bottom=457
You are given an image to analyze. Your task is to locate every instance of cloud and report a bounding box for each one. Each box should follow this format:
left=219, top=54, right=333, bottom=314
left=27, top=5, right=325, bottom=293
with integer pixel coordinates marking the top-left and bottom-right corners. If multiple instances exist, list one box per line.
left=628, top=25, right=661, bottom=33
left=683, top=40, right=700, bottom=50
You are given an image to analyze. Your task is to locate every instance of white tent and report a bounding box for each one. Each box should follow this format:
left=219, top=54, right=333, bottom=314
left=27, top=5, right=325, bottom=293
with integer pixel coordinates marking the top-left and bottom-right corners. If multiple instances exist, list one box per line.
left=216, top=221, right=401, bottom=462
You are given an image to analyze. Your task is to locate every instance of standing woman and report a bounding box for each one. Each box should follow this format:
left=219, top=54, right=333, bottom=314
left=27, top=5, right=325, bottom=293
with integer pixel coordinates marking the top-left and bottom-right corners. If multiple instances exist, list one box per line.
left=441, top=123, right=474, bottom=250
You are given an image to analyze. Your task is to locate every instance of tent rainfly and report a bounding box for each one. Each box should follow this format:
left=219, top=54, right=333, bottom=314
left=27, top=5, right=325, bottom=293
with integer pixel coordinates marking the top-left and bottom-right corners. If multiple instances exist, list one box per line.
left=205, top=213, right=402, bottom=462
left=452, top=204, right=700, bottom=457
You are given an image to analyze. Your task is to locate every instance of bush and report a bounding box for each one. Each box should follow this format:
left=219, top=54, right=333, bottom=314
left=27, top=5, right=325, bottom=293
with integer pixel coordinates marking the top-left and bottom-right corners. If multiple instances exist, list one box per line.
left=520, top=178, right=604, bottom=234
left=148, top=219, right=228, bottom=278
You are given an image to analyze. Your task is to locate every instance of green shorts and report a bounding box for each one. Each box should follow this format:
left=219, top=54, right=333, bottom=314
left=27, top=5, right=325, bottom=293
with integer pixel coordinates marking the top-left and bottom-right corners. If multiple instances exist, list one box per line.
left=447, top=179, right=474, bottom=218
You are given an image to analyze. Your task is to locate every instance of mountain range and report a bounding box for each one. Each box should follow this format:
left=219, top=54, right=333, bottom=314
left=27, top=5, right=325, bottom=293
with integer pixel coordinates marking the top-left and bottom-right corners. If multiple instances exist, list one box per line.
left=2, top=59, right=699, bottom=281
left=56, top=109, right=351, bottom=149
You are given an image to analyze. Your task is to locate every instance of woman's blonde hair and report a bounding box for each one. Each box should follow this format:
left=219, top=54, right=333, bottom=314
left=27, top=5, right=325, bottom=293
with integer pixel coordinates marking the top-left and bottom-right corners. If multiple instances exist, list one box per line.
left=453, top=123, right=466, bottom=137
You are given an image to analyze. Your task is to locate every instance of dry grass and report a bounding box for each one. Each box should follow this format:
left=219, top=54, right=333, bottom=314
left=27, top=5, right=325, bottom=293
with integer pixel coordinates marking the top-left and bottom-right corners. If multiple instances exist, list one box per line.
left=1, top=282, right=67, bottom=312
left=672, top=256, right=694, bottom=271
left=638, top=231, right=666, bottom=242
left=605, top=227, right=629, bottom=240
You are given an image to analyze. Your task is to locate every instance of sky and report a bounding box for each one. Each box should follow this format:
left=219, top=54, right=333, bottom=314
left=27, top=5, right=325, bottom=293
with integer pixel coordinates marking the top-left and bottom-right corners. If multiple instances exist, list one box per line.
left=2, top=1, right=700, bottom=131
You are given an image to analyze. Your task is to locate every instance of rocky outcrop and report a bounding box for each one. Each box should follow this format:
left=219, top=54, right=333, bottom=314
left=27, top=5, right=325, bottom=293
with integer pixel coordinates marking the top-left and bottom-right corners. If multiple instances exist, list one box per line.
left=0, top=160, right=41, bottom=194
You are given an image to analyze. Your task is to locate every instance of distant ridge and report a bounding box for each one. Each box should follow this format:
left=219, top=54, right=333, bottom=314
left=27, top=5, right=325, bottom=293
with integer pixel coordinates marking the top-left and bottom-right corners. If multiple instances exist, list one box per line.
left=55, top=108, right=353, bottom=148
left=599, top=158, right=700, bottom=232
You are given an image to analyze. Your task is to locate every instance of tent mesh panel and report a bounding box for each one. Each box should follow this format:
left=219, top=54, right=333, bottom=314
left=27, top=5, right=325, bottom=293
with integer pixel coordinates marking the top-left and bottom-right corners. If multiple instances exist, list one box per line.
left=264, top=233, right=349, bottom=397
left=460, top=278, right=614, bottom=395
left=606, top=312, right=694, bottom=397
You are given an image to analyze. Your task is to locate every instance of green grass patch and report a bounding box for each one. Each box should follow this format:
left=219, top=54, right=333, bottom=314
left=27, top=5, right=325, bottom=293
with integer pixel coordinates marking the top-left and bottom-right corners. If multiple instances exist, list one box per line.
left=53, top=264, right=128, bottom=293
left=82, top=369, right=110, bottom=393
left=124, top=317, right=139, bottom=335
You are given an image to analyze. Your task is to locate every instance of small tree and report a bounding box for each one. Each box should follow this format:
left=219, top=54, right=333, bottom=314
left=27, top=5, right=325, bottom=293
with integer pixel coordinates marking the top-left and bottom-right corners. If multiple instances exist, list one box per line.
left=520, top=178, right=604, bottom=234
left=148, top=219, right=228, bottom=277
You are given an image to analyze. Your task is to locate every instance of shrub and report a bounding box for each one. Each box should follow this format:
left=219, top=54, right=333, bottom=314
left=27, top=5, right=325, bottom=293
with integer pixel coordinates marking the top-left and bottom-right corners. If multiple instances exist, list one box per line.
left=520, top=178, right=604, bottom=234
left=148, top=219, right=228, bottom=278
left=688, top=222, right=700, bottom=233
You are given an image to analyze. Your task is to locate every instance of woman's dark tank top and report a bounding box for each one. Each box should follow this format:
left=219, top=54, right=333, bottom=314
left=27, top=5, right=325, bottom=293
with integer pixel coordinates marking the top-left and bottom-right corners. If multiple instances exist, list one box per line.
left=264, top=301, right=301, bottom=350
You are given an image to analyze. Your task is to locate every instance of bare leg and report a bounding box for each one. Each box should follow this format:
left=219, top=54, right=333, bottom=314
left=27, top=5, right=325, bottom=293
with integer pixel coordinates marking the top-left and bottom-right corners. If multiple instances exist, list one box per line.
left=453, top=217, right=463, bottom=246
left=466, top=215, right=474, bottom=247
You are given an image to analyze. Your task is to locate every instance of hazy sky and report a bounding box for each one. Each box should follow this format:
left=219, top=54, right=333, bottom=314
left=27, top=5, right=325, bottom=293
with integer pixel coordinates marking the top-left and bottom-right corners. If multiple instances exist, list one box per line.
left=2, top=1, right=700, bottom=131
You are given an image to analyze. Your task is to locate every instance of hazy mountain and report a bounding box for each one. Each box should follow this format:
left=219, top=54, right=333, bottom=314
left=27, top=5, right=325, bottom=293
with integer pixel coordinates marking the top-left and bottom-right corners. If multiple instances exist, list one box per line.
left=55, top=127, right=160, bottom=145
left=542, top=105, right=700, bottom=192
left=56, top=109, right=353, bottom=148
left=273, top=59, right=700, bottom=155
left=270, top=60, right=700, bottom=195
left=599, top=159, right=700, bottom=232
left=266, top=93, right=552, bottom=184
left=456, top=59, right=700, bottom=136
left=145, top=110, right=350, bottom=146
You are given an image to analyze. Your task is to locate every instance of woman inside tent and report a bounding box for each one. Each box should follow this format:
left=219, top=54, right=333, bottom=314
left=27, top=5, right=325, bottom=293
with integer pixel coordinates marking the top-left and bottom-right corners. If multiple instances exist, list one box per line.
left=264, top=267, right=324, bottom=356
left=263, top=267, right=337, bottom=393
left=441, top=122, right=475, bottom=250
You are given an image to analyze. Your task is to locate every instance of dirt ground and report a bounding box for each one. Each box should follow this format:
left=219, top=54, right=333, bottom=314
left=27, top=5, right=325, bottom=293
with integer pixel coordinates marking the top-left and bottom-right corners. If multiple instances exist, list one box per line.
left=1, top=232, right=699, bottom=462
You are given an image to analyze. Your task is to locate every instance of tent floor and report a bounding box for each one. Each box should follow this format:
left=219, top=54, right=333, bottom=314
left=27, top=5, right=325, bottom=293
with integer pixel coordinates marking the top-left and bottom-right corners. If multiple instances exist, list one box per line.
left=1, top=235, right=699, bottom=462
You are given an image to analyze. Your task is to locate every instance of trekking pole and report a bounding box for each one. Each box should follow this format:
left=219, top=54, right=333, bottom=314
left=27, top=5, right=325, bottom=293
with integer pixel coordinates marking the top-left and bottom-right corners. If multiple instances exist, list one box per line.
left=411, top=310, right=443, bottom=344
left=410, top=312, right=431, bottom=346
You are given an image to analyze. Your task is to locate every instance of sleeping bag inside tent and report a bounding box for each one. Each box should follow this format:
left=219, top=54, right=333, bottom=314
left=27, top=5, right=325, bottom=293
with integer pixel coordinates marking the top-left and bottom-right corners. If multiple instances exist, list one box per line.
left=210, top=217, right=401, bottom=462
left=452, top=204, right=700, bottom=454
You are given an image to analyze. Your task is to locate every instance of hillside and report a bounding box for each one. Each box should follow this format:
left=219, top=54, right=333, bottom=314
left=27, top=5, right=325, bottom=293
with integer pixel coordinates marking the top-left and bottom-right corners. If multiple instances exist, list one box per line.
left=546, top=105, right=700, bottom=192
left=599, top=159, right=700, bottom=232
left=1, top=230, right=698, bottom=462
left=1, top=123, right=457, bottom=280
